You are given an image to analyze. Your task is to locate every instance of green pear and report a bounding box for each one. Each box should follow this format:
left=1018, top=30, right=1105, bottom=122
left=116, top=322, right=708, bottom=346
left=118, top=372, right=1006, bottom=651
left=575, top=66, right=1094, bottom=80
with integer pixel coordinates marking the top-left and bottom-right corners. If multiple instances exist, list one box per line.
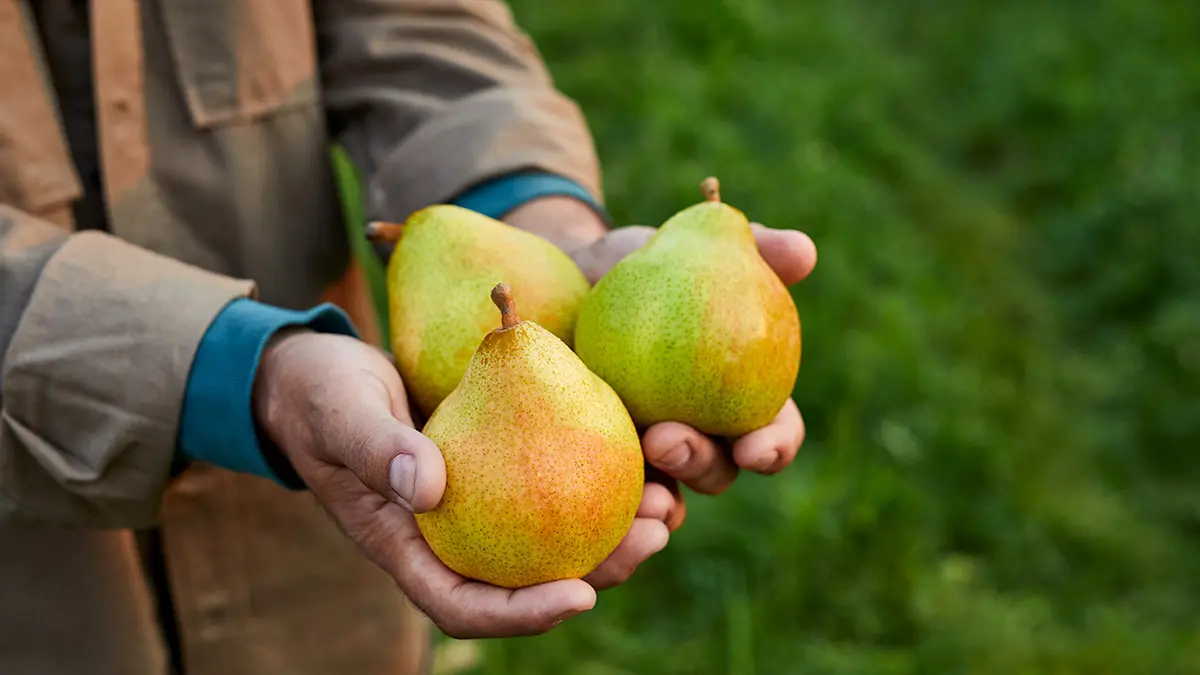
left=573, top=178, right=801, bottom=437
left=369, top=205, right=590, bottom=417
left=415, top=283, right=644, bottom=589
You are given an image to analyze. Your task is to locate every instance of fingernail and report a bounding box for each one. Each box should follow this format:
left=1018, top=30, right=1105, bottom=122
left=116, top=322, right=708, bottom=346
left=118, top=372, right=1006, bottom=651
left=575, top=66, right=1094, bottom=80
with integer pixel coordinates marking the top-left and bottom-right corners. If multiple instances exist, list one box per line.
left=656, top=443, right=690, bottom=471
left=389, top=454, right=416, bottom=508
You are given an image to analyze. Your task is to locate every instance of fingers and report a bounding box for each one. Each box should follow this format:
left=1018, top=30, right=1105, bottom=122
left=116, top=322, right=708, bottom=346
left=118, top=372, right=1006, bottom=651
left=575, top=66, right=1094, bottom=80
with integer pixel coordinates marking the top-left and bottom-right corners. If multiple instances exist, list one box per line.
left=388, top=512, right=595, bottom=638
left=437, top=577, right=597, bottom=639
left=569, top=226, right=657, bottom=284
left=731, top=398, right=805, bottom=475
left=751, top=223, right=818, bottom=286
left=644, top=465, right=688, bottom=532
left=643, top=422, right=739, bottom=495
left=570, top=222, right=816, bottom=287
left=636, top=481, right=677, bottom=522
left=642, top=398, right=804, bottom=508
left=320, top=474, right=597, bottom=640
left=582, top=518, right=670, bottom=591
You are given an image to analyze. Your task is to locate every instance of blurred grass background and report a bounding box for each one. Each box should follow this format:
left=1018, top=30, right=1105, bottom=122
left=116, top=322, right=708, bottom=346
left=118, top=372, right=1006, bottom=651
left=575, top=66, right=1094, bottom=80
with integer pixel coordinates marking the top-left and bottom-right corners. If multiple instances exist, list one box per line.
left=411, top=1, right=1200, bottom=673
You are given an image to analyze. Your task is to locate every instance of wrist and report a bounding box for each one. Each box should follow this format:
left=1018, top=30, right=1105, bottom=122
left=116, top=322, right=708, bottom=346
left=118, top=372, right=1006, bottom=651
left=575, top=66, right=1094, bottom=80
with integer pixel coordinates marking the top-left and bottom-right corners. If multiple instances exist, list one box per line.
left=179, top=299, right=360, bottom=489
left=502, top=196, right=609, bottom=255
left=251, top=328, right=314, bottom=465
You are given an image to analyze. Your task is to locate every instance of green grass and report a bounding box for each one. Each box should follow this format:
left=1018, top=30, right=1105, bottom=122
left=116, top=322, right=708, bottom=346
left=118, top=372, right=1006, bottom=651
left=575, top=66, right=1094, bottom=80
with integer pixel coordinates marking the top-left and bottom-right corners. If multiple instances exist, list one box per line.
left=411, top=1, right=1200, bottom=673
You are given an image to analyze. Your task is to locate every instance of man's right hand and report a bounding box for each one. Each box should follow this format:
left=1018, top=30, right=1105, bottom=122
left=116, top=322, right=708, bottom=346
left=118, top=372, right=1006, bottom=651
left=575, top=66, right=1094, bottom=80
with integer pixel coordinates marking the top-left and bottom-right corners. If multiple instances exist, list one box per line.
left=249, top=331, right=662, bottom=638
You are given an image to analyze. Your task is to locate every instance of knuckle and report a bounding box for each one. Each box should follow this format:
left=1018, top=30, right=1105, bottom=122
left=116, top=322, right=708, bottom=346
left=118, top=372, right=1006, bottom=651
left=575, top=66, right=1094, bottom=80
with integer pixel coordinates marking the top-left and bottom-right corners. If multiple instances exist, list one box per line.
left=590, top=559, right=634, bottom=590
left=676, top=458, right=712, bottom=483
left=608, top=557, right=639, bottom=585
left=345, top=424, right=396, bottom=493
left=410, top=599, right=455, bottom=636
left=642, top=442, right=673, bottom=466
left=348, top=422, right=387, bottom=466
left=692, top=473, right=735, bottom=495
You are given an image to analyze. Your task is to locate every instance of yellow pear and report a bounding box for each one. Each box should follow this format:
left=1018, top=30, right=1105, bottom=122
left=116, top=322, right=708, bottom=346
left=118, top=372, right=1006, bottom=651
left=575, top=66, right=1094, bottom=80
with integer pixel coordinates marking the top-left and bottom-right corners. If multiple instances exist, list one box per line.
left=574, top=178, right=801, bottom=437
left=368, top=205, right=590, bottom=417
left=415, top=283, right=644, bottom=588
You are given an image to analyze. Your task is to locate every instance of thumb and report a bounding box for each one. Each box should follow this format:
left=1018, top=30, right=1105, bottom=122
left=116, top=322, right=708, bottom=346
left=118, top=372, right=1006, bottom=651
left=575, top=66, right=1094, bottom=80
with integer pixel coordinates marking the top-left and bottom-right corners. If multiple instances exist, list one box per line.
left=570, top=225, right=656, bottom=284
left=337, top=409, right=447, bottom=514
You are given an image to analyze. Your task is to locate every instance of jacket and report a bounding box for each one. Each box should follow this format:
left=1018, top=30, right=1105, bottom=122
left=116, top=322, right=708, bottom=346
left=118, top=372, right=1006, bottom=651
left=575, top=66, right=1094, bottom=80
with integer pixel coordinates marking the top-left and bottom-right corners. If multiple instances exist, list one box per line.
left=0, top=0, right=602, bottom=672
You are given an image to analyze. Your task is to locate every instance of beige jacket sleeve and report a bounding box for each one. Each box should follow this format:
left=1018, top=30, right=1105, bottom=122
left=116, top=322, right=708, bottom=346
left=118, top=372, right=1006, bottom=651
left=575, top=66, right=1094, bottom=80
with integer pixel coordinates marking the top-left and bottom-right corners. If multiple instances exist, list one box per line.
left=0, top=207, right=254, bottom=528
left=314, top=0, right=603, bottom=222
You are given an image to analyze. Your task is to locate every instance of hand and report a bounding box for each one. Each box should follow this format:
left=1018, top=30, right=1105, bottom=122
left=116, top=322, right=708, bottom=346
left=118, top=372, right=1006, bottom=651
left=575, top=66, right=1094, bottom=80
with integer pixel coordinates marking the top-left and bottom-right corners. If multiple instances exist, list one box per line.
left=571, top=222, right=817, bottom=529
left=252, top=331, right=597, bottom=638
left=503, top=196, right=817, bottom=587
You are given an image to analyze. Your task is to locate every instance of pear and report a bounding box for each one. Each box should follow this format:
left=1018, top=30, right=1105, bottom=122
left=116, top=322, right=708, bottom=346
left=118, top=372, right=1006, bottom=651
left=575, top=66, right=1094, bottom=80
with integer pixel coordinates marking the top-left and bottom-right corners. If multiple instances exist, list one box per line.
left=415, top=283, right=644, bottom=589
left=368, top=205, right=590, bottom=417
left=573, top=178, right=801, bottom=437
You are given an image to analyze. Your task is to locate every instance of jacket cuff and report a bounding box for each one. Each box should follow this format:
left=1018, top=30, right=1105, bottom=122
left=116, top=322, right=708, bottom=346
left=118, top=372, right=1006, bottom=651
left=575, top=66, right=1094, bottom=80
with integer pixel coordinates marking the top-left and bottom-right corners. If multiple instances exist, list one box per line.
left=178, top=299, right=359, bottom=490
left=451, top=171, right=609, bottom=224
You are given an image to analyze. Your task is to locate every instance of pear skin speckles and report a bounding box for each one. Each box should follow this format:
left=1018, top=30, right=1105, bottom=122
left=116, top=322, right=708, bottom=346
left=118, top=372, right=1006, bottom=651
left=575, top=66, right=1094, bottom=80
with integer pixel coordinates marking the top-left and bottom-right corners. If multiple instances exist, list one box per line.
left=573, top=184, right=801, bottom=437
left=415, top=319, right=644, bottom=589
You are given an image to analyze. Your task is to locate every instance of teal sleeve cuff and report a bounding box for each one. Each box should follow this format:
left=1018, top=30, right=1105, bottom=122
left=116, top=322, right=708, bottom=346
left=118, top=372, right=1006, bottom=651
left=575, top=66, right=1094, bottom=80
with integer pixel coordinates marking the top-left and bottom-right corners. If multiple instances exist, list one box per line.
left=451, top=171, right=609, bottom=223
left=177, top=299, right=360, bottom=489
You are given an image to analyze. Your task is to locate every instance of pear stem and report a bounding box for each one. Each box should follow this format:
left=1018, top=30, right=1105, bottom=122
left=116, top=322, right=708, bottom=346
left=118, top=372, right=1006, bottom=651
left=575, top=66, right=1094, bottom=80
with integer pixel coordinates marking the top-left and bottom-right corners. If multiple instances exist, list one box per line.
left=365, top=221, right=405, bottom=243
left=700, top=177, right=721, bottom=202
left=491, top=282, right=521, bottom=329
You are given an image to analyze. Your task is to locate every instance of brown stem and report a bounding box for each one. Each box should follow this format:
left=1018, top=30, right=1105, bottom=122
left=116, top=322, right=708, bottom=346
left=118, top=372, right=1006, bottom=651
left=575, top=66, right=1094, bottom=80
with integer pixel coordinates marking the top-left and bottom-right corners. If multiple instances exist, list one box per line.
left=491, top=282, right=520, bottom=329
left=365, top=221, right=405, bottom=243
left=700, top=177, right=721, bottom=202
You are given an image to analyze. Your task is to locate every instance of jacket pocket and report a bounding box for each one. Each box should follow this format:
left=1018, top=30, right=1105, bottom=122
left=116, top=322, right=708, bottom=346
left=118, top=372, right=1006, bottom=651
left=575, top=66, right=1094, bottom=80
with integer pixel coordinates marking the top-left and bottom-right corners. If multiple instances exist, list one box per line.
left=158, top=0, right=319, bottom=128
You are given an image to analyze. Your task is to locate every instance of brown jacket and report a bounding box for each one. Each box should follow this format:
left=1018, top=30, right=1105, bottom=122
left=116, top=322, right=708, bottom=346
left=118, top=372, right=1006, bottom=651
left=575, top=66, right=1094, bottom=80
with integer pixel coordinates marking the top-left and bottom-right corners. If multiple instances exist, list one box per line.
left=0, top=1, right=601, bottom=673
